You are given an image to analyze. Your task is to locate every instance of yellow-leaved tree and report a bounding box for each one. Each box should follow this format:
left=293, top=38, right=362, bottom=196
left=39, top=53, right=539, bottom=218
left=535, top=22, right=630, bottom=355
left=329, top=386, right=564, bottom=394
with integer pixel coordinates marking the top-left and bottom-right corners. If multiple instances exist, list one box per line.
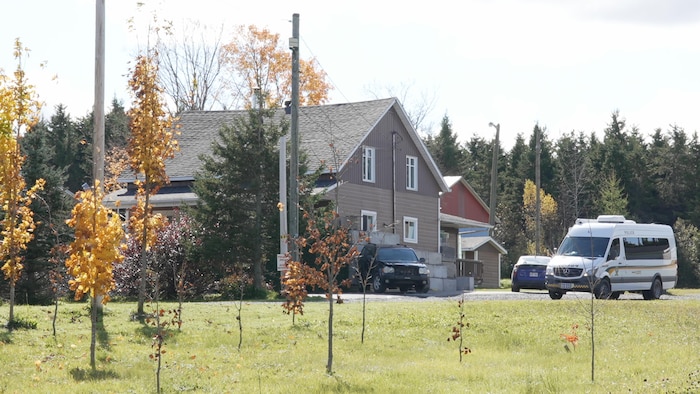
left=127, top=50, right=179, bottom=316
left=221, top=24, right=332, bottom=108
left=0, top=39, right=45, bottom=329
left=65, top=180, right=126, bottom=370
left=523, top=179, right=559, bottom=255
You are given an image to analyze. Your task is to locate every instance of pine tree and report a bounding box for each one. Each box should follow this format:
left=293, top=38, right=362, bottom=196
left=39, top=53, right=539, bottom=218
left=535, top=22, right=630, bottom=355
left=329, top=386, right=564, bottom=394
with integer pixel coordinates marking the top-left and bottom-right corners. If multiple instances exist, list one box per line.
left=192, top=106, right=286, bottom=291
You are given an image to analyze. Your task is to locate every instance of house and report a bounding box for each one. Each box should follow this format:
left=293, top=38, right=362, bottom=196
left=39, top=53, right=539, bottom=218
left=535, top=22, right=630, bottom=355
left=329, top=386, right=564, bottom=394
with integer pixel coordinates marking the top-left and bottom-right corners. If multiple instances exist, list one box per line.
left=105, top=97, right=456, bottom=290
left=439, top=176, right=507, bottom=288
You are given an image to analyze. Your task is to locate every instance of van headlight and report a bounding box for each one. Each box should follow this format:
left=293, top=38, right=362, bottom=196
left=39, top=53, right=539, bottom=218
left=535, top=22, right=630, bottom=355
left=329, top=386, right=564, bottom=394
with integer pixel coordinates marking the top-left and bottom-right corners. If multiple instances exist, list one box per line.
left=546, top=266, right=553, bottom=275
left=419, top=266, right=429, bottom=275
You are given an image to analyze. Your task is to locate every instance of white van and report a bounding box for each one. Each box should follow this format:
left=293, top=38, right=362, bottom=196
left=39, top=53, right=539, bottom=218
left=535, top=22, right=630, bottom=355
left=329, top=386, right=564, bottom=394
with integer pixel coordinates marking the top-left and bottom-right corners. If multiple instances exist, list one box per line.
left=545, top=215, right=677, bottom=300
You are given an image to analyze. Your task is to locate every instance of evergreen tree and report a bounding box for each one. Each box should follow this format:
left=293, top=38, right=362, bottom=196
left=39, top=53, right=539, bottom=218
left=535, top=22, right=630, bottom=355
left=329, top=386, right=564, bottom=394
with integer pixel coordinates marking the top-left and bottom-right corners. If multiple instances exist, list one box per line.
left=594, top=171, right=628, bottom=216
left=589, top=111, right=648, bottom=221
left=673, top=218, right=700, bottom=287
left=192, top=106, right=287, bottom=291
left=495, top=134, right=530, bottom=274
left=555, top=131, right=593, bottom=227
left=49, top=108, right=92, bottom=192
left=460, top=135, right=493, bottom=199
left=426, top=114, right=462, bottom=175
left=647, top=125, right=694, bottom=224
left=19, top=121, right=73, bottom=304
left=46, top=105, right=86, bottom=192
left=105, top=98, right=130, bottom=149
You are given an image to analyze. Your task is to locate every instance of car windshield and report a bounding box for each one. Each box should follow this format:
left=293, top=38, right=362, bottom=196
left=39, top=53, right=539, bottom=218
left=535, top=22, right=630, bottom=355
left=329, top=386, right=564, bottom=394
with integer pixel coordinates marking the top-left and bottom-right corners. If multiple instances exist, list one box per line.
left=377, top=248, right=419, bottom=262
left=557, top=236, right=609, bottom=258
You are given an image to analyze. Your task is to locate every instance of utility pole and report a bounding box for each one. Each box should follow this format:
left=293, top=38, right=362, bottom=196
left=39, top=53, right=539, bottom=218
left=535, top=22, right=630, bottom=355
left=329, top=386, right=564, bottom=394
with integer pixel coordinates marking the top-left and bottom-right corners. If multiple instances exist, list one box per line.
left=289, top=14, right=300, bottom=261
left=488, top=122, right=500, bottom=235
left=93, top=0, right=105, bottom=189
left=93, top=0, right=106, bottom=312
left=535, top=124, right=541, bottom=256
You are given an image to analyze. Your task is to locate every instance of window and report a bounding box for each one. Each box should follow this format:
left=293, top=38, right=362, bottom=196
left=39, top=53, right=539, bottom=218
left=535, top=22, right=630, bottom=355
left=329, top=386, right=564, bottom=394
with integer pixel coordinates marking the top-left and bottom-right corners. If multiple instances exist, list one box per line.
left=406, top=155, right=417, bottom=190
left=403, top=216, right=418, bottom=243
left=361, top=210, right=377, bottom=232
left=623, top=237, right=671, bottom=260
left=362, top=146, right=375, bottom=183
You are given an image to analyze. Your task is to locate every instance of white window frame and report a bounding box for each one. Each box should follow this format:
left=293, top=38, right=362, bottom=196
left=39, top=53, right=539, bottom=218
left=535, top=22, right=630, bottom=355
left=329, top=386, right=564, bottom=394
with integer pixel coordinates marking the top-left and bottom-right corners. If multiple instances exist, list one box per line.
left=406, top=155, right=418, bottom=191
left=403, top=216, right=418, bottom=244
left=362, top=146, right=375, bottom=183
left=361, top=210, right=377, bottom=233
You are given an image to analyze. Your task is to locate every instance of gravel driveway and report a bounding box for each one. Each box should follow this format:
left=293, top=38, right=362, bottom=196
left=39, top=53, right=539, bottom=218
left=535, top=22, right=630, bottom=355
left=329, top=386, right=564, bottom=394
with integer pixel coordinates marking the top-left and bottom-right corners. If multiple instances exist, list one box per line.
left=338, top=289, right=700, bottom=302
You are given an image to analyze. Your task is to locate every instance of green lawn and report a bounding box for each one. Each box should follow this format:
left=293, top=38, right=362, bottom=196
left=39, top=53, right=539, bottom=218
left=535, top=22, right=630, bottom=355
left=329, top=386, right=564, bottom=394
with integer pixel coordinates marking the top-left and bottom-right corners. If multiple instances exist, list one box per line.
left=1, top=292, right=700, bottom=393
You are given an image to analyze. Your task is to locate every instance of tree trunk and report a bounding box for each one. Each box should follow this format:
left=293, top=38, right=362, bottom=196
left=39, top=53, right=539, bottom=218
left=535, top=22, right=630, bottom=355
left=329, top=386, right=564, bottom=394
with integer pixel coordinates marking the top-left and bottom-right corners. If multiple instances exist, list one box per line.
left=8, top=282, right=15, bottom=329
left=137, top=184, right=152, bottom=316
left=53, top=296, right=58, bottom=337
left=326, top=287, right=334, bottom=374
left=91, top=295, right=97, bottom=371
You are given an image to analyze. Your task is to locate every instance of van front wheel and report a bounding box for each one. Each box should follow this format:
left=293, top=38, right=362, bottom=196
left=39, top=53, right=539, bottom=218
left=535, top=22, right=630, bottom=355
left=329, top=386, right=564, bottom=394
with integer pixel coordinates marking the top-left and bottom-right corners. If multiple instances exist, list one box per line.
left=548, top=290, right=564, bottom=300
left=643, top=277, right=663, bottom=300
left=594, top=278, right=612, bottom=299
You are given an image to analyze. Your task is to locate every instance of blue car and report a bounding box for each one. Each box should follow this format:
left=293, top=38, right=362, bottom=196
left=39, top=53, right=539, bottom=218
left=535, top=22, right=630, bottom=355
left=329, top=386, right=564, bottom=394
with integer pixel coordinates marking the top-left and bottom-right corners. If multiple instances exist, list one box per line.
left=511, top=255, right=551, bottom=292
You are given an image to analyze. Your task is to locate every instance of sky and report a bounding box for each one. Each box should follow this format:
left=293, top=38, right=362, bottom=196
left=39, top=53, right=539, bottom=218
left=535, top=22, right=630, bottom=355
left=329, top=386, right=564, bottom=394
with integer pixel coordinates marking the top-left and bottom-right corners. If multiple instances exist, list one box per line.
left=2, top=0, right=700, bottom=150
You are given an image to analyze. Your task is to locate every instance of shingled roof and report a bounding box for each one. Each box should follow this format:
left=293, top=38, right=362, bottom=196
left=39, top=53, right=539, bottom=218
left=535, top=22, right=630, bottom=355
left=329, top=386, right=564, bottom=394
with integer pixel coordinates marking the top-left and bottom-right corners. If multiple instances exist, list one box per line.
left=162, top=97, right=409, bottom=179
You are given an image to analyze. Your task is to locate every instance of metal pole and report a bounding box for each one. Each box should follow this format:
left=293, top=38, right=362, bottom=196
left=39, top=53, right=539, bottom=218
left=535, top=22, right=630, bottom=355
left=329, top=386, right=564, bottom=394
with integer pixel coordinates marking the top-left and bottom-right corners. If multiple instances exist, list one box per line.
left=488, top=123, right=500, bottom=234
left=289, top=14, right=300, bottom=261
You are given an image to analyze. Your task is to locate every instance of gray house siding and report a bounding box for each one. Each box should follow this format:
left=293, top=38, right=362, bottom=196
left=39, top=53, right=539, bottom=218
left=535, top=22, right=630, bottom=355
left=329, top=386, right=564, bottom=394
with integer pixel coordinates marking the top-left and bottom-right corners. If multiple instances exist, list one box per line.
left=394, top=192, right=439, bottom=252
left=326, top=107, right=441, bottom=253
left=333, top=184, right=439, bottom=253
left=338, top=108, right=442, bottom=198
left=479, top=245, right=501, bottom=288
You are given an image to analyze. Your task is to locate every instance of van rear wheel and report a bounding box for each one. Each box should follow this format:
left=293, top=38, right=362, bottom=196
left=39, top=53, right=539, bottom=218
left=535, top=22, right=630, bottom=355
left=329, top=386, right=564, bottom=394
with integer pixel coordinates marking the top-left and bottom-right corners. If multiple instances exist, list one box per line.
left=643, top=277, right=663, bottom=300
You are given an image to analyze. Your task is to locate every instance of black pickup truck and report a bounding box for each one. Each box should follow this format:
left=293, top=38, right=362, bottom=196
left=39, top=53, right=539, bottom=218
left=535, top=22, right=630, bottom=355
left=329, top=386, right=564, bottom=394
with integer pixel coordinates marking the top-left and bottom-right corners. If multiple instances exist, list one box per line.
left=350, top=243, right=430, bottom=293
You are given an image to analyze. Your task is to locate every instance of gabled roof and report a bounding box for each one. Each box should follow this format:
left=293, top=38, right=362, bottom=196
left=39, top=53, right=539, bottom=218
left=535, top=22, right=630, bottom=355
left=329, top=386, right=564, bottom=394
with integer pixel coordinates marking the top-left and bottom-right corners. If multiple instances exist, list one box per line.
left=439, top=212, right=491, bottom=230
left=150, top=97, right=447, bottom=193
left=460, top=236, right=507, bottom=254
left=443, top=175, right=491, bottom=217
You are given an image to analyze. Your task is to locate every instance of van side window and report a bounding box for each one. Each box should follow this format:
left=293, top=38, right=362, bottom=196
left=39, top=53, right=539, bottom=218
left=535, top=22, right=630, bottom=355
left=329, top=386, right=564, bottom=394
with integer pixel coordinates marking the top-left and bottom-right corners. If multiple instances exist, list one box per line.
left=623, top=237, right=670, bottom=260
left=607, top=238, right=620, bottom=261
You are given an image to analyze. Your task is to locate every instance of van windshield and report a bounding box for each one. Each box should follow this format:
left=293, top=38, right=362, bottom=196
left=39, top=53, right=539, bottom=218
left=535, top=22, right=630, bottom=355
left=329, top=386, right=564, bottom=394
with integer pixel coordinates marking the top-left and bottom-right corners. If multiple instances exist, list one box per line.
left=557, top=237, right=609, bottom=258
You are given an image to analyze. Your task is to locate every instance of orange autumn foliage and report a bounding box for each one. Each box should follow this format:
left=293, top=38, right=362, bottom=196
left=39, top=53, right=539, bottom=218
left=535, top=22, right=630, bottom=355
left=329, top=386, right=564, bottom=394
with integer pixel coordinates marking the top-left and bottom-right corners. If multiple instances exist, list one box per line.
left=65, top=181, right=126, bottom=303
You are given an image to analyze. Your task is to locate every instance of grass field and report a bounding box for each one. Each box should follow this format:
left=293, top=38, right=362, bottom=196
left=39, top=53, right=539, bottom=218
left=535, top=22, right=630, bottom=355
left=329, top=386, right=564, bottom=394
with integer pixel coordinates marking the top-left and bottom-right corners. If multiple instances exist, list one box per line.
left=1, top=290, right=700, bottom=393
